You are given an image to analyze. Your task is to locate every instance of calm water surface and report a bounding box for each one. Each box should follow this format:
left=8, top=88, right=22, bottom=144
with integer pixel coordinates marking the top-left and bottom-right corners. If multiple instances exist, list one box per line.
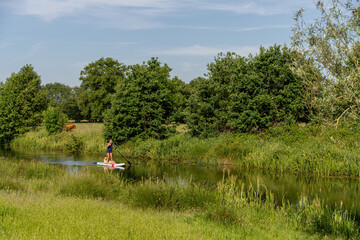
left=1, top=148, right=360, bottom=217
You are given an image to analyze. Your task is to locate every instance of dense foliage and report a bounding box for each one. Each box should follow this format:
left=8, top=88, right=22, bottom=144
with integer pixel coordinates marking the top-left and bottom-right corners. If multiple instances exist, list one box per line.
left=42, top=82, right=72, bottom=107
left=292, top=0, right=360, bottom=126
left=42, top=83, right=82, bottom=121
left=78, top=57, right=126, bottom=121
left=104, top=58, right=179, bottom=143
left=0, top=65, right=47, bottom=145
left=187, top=45, right=308, bottom=137
left=43, top=107, right=68, bottom=135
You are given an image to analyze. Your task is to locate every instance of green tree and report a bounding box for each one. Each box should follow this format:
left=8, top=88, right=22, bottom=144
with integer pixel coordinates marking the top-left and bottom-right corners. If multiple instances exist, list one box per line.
left=63, top=86, right=83, bottom=122
left=0, top=65, right=47, bottom=145
left=42, top=83, right=83, bottom=121
left=79, top=57, right=126, bottom=121
left=167, top=76, right=190, bottom=123
left=42, top=82, right=72, bottom=107
left=292, top=0, right=360, bottom=126
left=186, top=52, right=248, bottom=137
left=104, top=58, right=177, bottom=143
left=187, top=45, right=307, bottom=137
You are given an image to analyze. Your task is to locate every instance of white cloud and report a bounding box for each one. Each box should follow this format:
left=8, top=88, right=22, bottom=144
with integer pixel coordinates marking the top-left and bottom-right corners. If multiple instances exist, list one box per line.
left=175, top=24, right=290, bottom=32
left=9, top=0, right=177, bottom=21
left=7, top=0, right=315, bottom=22
left=157, top=45, right=260, bottom=56
left=199, top=1, right=315, bottom=16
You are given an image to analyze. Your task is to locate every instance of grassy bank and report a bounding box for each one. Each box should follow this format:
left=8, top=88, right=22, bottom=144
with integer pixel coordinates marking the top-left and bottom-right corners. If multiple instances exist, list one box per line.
left=0, top=158, right=358, bottom=239
left=11, top=123, right=104, bottom=153
left=10, top=123, right=360, bottom=177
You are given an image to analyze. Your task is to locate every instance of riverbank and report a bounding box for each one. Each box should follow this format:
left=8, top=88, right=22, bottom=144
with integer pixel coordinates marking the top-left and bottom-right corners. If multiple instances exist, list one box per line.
left=0, top=158, right=357, bottom=239
left=10, top=123, right=360, bottom=177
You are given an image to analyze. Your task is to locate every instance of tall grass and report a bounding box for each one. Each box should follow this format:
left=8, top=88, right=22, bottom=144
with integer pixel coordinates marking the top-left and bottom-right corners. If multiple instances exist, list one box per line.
left=11, top=123, right=104, bottom=153
left=123, top=124, right=360, bottom=177
left=10, top=123, right=360, bottom=177
left=0, top=158, right=358, bottom=239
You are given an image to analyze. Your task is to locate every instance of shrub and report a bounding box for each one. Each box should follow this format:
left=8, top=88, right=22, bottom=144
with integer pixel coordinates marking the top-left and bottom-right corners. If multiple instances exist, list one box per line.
left=43, top=107, right=67, bottom=135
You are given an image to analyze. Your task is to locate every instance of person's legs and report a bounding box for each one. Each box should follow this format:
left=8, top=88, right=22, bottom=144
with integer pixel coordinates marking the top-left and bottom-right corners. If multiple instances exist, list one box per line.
left=109, top=153, right=113, bottom=162
left=107, top=153, right=110, bottom=163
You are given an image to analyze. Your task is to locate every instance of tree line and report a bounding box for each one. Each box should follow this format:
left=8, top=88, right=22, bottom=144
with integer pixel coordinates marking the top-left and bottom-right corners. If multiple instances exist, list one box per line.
left=0, top=45, right=307, bottom=145
left=1, top=0, right=359, bottom=145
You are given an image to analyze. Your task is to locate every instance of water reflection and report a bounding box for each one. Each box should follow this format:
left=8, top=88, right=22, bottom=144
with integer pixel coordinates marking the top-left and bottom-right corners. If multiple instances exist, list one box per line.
left=1, top=148, right=360, bottom=216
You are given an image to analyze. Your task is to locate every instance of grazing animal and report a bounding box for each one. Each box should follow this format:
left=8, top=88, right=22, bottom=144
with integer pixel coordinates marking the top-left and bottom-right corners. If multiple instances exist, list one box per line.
left=65, top=124, right=76, bottom=130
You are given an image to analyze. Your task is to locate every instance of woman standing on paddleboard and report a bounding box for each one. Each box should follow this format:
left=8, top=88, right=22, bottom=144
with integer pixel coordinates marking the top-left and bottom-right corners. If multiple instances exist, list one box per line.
left=106, top=140, right=115, bottom=163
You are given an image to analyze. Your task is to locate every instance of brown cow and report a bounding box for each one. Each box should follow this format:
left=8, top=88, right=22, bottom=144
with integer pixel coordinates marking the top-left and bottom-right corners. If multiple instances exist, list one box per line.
left=65, top=124, right=76, bottom=131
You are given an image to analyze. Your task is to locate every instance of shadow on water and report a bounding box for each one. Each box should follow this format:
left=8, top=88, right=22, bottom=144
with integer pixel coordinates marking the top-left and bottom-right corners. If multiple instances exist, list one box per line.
left=1, top=148, right=360, bottom=217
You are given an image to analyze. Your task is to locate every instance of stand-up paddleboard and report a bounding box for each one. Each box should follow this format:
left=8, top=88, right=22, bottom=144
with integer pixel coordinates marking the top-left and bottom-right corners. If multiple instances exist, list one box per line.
left=97, top=162, right=125, bottom=167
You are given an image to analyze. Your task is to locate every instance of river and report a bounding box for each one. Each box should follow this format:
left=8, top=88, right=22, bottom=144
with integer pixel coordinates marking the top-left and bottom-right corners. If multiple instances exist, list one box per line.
left=1, top=148, right=360, bottom=218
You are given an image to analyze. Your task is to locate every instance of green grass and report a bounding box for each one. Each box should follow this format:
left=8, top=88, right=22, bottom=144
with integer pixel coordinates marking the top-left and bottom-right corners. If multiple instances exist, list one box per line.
left=124, top=124, right=360, bottom=177
left=0, top=158, right=358, bottom=239
left=0, top=192, right=316, bottom=240
left=10, top=122, right=360, bottom=177
left=11, top=123, right=104, bottom=153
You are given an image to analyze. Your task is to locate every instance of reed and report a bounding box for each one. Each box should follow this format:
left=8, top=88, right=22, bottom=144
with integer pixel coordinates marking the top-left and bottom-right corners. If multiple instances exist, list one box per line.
left=10, top=123, right=360, bottom=177
left=0, top=158, right=360, bottom=239
left=0, top=158, right=358, bottom=239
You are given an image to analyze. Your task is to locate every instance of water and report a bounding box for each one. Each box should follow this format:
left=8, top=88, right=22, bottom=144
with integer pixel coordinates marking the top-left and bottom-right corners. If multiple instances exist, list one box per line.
left=1, top=148, right=360, bottom=216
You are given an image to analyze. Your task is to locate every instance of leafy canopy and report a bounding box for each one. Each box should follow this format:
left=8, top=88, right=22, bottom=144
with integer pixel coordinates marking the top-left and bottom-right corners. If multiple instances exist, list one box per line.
left=104, top=58, right=177, bottom=143
left=0, top=65, right=47, bottom=145
left=42, top=82, right=83, bottom=121
left=79, top=57, right=126, bottom=121
left=186, top=45, right=307, bottom=137
left=292, top=0, right=360, bottom=126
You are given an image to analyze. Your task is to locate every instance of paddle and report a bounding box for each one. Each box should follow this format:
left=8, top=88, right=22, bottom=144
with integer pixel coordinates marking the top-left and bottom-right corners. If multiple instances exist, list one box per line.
left=114, top=145, right=132, bottom=166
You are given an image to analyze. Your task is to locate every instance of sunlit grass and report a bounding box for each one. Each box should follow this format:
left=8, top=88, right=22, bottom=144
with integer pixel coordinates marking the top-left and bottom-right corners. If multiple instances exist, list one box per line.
left=11, top=123, right=104, bottom=153
left=10, top=122, right=360, bottom=177
left=0, top=158, right=357, bottom=239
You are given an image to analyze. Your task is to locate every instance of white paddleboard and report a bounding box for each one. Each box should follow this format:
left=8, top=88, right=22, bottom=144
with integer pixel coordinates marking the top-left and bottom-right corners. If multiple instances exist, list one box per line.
left=97, top=162, right=126, bottom=167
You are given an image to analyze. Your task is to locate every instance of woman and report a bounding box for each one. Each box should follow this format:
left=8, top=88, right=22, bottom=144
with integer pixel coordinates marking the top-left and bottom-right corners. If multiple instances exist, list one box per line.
left=106, top=140, right=116, bottom=163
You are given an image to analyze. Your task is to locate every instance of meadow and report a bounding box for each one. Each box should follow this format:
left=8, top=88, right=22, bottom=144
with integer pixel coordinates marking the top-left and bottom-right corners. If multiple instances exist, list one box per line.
left=11, top=123, right=360, bottom=177
left=0, top=158, right=358, bottom=239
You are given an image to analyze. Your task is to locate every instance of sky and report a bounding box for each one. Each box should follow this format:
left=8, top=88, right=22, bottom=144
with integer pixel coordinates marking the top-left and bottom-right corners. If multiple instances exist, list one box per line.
left=0, top=0, right=319, bottom=87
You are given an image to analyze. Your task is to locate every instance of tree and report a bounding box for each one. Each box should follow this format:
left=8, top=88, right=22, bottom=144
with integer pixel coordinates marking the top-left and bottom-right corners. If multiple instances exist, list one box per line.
left=167, top=76, right=191, bottom=123
left=42, top=83, right=83, bottom=121
left=291, top=0, right=360, bottom=126
left=63, top=86, right=83, bottom=122
left=104, top=58, right=177, bottom=143
left=79, top=57, right=126, bottom=121
left=0, top=65, right=47, bottom=145
left=186, top=45, right=307, bottom=137
left=42, top=82, right=72, bottom=107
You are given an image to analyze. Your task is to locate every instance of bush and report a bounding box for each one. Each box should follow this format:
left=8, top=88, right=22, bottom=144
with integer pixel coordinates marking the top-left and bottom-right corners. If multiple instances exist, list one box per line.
left=43, top=107, right=67, bottom=135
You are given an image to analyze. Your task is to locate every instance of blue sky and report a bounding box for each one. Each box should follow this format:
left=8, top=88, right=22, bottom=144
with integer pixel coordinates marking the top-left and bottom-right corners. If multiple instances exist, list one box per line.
left=0, top=0, right=318, bottom=86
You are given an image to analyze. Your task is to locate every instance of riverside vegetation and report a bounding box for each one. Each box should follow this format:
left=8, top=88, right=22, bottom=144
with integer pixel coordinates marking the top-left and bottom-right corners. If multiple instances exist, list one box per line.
left=0, top=158, right=358, bottom=239
left=2, top=1, right=360, bottom=238
left=10, top=122, right=360, bottom=177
